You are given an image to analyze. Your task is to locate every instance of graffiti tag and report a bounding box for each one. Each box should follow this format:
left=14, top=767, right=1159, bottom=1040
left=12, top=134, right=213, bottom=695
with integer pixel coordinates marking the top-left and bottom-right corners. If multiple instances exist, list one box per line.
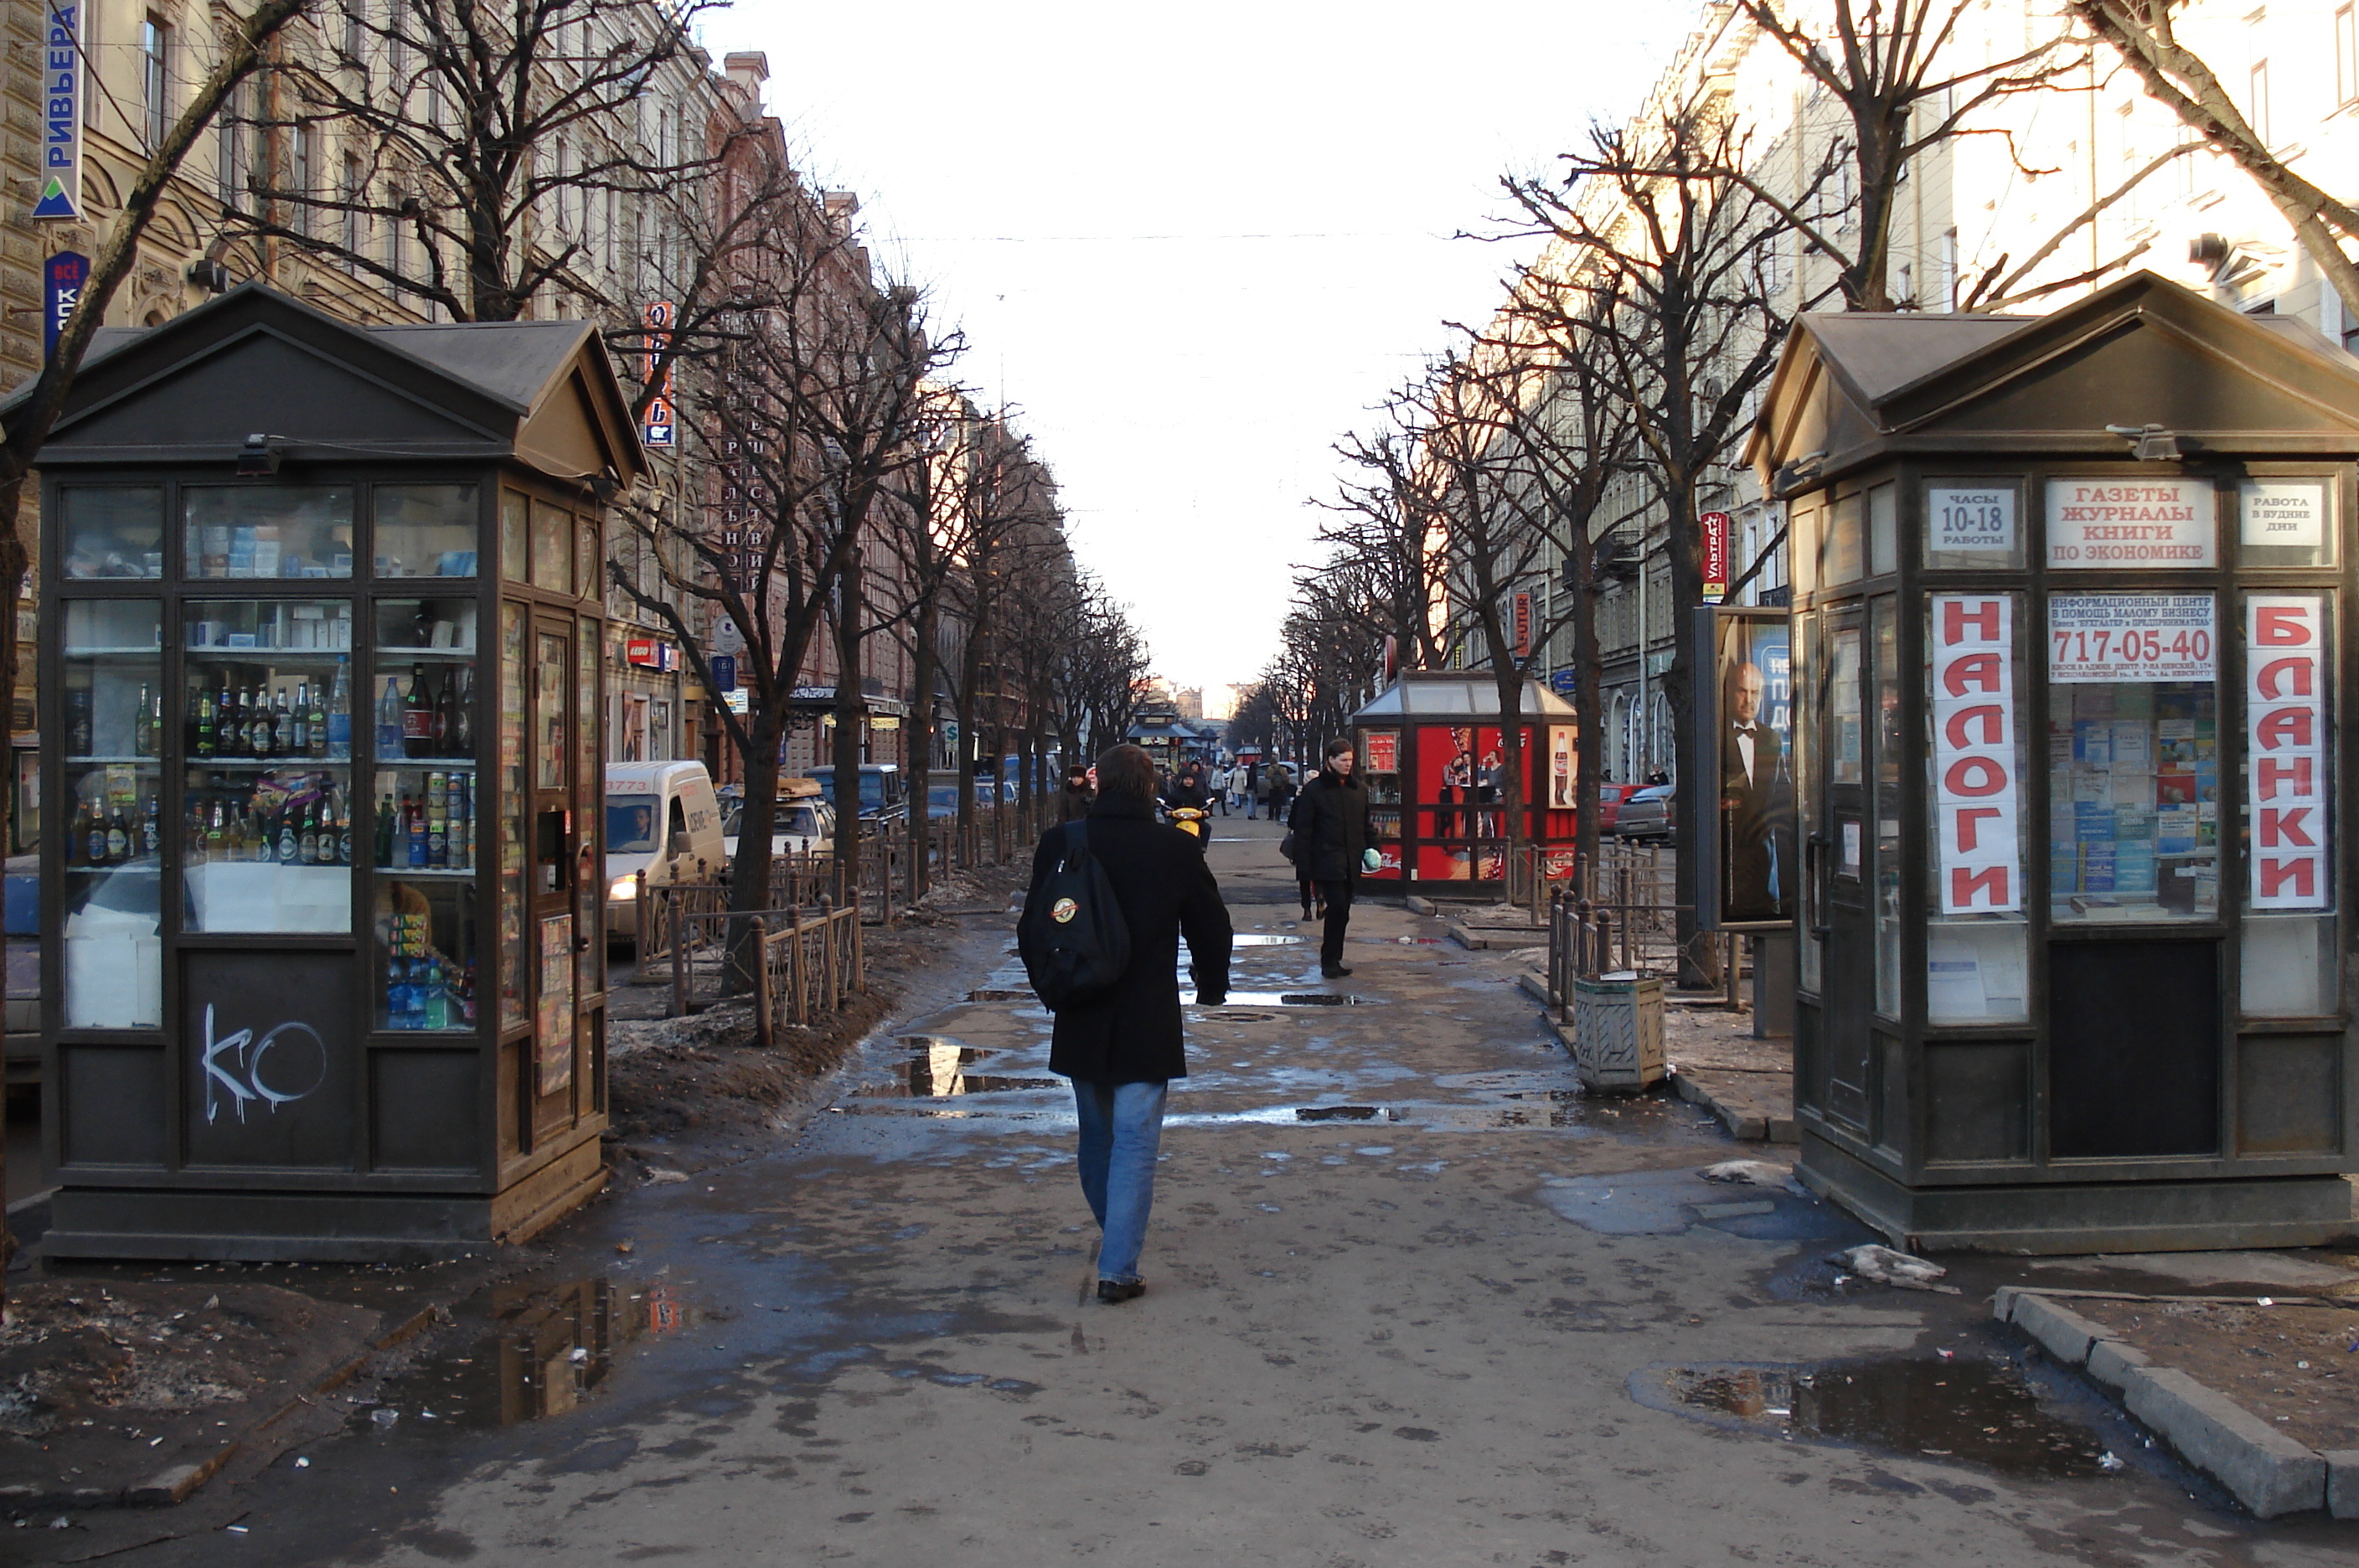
left=200, top=1005, right=328, bottom=1124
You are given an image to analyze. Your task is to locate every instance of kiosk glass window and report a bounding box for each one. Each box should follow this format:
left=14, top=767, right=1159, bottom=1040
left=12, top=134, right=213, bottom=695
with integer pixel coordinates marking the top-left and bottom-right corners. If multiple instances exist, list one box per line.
left=182, top=601, right=356, bottom=932
left=369, top=596, right=477, bottom=878
left=2046, top=593, right=2219, bottom=924
left=61, top=601, right=163, bottom=1029
left=60, top=487, right=163, bottom=579
left=1794, top=611, right=1822, bottom=993
left=2241, top=593, right=2336, bottom=1017
left=183, top=486, right=354, bottom=580
left=2238, top=477, right=2336, bottom=569
left=1789, top=503, right=1820, bottom=597
left=1868, top=482, right=1897, bottom=578
left=498, top=604, right=526, bottom=1029
left=1924, top=480, right=2024, bottom=570
left=1925, top=594, right=2030, bottom=1026
left=1824, top=493, right=1864, bottom=587
left=374, top=484, right=478, bottom=578
left=499, top=491, right=528, bottom=582
left=1871, top=598, right=1902, bottom=1017
left=1360, top=730, right=1401, bottom=870
left=531, top=500, right=572, bottom=595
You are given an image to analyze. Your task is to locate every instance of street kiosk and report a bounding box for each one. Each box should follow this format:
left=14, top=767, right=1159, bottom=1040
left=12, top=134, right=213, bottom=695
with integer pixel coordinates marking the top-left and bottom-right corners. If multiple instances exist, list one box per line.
left=1750, top=271, right=2358, bottom=1251
left=28, top=284, right=643, bottom=1259
left=1349, top=672, right=1580, bottom=887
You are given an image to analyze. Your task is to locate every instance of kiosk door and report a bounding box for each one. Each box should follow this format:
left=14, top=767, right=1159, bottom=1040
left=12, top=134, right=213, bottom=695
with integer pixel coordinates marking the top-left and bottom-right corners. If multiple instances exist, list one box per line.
left=1810, top=607, right=1875, bottom=1128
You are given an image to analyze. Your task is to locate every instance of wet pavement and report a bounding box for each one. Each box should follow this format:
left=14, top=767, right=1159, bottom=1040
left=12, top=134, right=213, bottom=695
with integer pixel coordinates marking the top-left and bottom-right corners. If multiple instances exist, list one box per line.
left=15, top=816, right=2359, bottom=1563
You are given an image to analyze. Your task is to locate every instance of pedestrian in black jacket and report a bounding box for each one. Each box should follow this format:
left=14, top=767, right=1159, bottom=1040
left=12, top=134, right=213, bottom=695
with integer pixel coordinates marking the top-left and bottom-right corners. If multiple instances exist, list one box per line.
left=1056, top=765, right=1094, bottom=823
left=1293, top=738, right=1371, bottom=977
left=1025, top=743, right=1231, bottom=1302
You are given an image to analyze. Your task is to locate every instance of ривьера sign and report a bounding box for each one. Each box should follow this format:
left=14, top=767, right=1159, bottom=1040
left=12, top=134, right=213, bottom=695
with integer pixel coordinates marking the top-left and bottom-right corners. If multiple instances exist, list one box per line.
left=33, top=3, right=80, bottom=221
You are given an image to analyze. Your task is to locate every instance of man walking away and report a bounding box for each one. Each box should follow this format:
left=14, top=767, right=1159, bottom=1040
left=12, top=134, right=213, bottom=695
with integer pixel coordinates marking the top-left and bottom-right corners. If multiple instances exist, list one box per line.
left=1293, top=739, right=1370, bottom=978
left=1027, top=744, right=1231, bottom=1302
left=1243, top=761, right=1261, bottom=818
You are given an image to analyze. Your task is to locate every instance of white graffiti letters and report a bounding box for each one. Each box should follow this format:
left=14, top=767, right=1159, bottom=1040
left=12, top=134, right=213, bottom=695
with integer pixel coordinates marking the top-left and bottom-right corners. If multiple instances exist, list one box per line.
left=201, top=1004, right=328, bottom=1124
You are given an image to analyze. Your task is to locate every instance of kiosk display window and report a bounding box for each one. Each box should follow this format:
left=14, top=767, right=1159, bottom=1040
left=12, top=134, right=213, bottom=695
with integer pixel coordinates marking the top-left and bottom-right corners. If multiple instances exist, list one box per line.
left=1871, top=598, right=1902, bottom=1016
left=1924, top=594, right=2030, bottom=1026
left=1794, top=611, right=1822, bottom=994
left=498, top=604, right=527, bottom=1029
left=60, top=487, right=163, bottom=579
left=374, top=484, right=478, bottom=577
left=184, top=486, right=354, bottom=579
left=183, top=601, right=356, bottom=933
left=375, top=879, right=478, bottom=1031
left=61, top=601, right=163, bottom=1029
left=1361, top=729, right=1401, bottom=876
left=2045, top=593, right=2219, bottom=924
left=369, top=598, right=478, bottom=881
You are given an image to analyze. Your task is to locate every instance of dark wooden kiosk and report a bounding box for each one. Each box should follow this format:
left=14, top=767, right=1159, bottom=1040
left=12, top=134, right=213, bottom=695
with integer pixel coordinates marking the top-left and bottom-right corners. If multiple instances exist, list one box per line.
left=28, top=285, right=643, bottom=1259
left=1349, top=672, right=1580, bottom=888
left=1750, top=271, right=2357, bottom=1251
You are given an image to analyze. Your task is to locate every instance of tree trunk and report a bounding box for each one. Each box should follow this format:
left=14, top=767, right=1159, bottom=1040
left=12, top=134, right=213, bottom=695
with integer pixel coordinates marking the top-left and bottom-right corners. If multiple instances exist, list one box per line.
left=906, top=601, right=937, bottom=904
left=830, top=557, right=865, bottom=902
left=728, top=704, right=786, bottom=992
left=1571, top=553, right=1605, bottom=890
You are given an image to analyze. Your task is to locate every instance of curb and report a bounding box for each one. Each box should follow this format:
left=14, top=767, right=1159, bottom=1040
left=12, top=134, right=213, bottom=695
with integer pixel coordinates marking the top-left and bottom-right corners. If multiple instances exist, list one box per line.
left=1448, top=922, right=1549, bottom=951
left=1995, top=1286, right=2352, bottom=1519
left=4, top=1302, right=444, bottom=1514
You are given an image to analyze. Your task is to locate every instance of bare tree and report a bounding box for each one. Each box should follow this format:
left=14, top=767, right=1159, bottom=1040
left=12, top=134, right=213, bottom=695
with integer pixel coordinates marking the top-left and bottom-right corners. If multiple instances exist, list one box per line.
left=235, top=0, right=725, bottom=323
left=0, top=0, right=317, bottom=1317
left=2068, top=0, right=2359, bottom=319
left=1501, top=95, right=1791, bottom=980
left=1319, top=422, right=1453, bottom=673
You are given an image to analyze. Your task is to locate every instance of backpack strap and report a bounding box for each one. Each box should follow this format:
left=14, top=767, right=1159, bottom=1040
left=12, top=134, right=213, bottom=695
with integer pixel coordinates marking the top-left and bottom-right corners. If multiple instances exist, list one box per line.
left=1063, top=818, right=1087, bottom=865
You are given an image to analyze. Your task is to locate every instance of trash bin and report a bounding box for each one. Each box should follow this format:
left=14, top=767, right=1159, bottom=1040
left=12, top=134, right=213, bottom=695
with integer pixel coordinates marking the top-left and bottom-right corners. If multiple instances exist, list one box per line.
left=1572, top=971, right=1665, bottom=1092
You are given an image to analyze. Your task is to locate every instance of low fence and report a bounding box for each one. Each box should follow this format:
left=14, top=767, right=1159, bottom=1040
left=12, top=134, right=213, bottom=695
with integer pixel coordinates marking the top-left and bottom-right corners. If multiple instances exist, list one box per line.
left=1537, top=842, right=1740, bottom=1012
left=663, top=899, right=863, bottom=1036
left=633, top=851, right=831, bottom=965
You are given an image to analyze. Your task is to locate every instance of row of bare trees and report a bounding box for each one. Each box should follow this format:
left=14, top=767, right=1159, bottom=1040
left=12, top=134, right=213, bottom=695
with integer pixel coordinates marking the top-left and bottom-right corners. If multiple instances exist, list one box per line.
left=1247, top=0, right=2359, bottom=977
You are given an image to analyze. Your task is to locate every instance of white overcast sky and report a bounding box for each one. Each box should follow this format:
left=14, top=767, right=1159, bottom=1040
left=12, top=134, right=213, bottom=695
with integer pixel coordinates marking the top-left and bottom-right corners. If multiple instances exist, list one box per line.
left=705, top=2, right=1685, bottom=694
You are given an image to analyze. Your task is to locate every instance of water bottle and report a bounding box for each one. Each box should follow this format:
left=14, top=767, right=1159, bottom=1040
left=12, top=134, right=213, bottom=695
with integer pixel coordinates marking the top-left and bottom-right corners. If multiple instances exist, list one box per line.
left=376, top=676, right=403, bottom=756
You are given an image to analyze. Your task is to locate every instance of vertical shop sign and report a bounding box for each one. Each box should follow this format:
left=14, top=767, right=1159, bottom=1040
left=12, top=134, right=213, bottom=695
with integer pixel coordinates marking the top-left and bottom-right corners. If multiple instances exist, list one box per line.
left=44, top=250, right=85, bottom=358
left=1932, top=595, right=2020, bottom=913
left=34, top=4, right=80, bottom=220
left=2248, top=596, right=2328, bottom=909
left=1512, top=592, right=1532, bottom=658
left=1699, top=512, right=1731, bottom=602
left=640, top=301, right=676, bottom=449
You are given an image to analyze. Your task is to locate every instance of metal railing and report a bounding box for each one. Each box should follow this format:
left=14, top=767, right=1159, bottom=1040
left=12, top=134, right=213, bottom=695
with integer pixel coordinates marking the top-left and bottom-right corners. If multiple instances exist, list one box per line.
left=634, top=852, right=832, bottom=962
left=751, top=900, right=865, bottom=1043
left=1540, top=840, right=1739, bottom=1014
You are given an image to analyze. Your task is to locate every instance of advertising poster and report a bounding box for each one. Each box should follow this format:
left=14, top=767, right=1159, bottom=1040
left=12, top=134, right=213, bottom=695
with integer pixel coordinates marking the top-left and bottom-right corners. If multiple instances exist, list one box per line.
left=537, top=913, right=576, bottom=1097
left=1415, top=725, right=1505, bottom=881
left=1713, top=613, right=1794, bottom=926
left=2248, top=596, right=2329, bottom=910
left=2047, top=594, right=2216, bottom=683
left=2046, top=477, right=2213, bottom=568
left=1931, top=595, right=2021, bottom=914
left=1546, top=725, right=1577, bottom=811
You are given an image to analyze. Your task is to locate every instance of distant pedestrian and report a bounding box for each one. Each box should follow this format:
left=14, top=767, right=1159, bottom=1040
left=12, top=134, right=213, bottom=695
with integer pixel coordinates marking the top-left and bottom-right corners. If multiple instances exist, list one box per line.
left=1057, top=764, right=1094, bottom=823
left=1025, top=744, right=1231, bottom=1303
left=1243, top=762, right=1262, bottom=818
left=1293, top=739, right=1371, bottom=979
left=1285, top=785, right=1320, bottom=923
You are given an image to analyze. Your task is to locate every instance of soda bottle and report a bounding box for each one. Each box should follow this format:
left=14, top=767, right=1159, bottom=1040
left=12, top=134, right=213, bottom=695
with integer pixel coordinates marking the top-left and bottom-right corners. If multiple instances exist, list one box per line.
left=402, top=665, right=435, bottom=759
left=422, top=958, right=449, bottom=1029
left=327, top=656, right=353, bottom=757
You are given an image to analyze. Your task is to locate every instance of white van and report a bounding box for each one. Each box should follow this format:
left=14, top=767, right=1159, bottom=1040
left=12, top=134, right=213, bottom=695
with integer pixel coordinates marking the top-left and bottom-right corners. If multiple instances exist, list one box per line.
left=604, top=761, right=725, bottom=942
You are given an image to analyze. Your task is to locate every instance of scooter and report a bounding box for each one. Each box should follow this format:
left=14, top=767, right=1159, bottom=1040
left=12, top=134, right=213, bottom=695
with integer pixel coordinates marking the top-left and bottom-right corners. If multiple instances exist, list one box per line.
left=1166, top=803, right=1212, bottom=843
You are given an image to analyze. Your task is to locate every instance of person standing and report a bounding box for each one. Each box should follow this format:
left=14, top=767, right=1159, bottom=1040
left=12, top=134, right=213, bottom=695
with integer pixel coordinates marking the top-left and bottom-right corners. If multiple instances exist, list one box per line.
left=1242, top=761, right=1262, bottom=819
left=1285, top=783, right=1321, bottom=923
left=1026, top=744, right=1231, bottom=1303
left=1056, top=764, right=1095, bottom=824
left=1293, top=739, right=1370, bottom=978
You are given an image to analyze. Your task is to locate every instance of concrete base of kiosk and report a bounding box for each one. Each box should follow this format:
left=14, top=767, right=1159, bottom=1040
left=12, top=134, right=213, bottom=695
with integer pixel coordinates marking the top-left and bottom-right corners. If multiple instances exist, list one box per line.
left=1799, top=1133, right=2354, bottom=1255
left=41, top=1135, right=607, bottom=1263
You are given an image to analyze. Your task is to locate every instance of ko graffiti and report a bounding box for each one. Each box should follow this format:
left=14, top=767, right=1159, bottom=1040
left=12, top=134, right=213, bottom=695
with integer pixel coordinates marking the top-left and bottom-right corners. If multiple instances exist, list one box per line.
left=201, top=1003, right=328, bottom=1124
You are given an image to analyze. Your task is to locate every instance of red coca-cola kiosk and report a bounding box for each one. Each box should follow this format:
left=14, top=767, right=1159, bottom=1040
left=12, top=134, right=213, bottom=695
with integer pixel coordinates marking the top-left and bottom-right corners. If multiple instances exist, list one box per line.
left=1349, top=673, right=1580, bottom=888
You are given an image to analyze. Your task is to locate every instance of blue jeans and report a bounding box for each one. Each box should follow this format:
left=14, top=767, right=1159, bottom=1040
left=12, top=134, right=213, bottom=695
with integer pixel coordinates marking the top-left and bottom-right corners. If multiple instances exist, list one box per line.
left=1071, top=1078, right=1169, bottom=1282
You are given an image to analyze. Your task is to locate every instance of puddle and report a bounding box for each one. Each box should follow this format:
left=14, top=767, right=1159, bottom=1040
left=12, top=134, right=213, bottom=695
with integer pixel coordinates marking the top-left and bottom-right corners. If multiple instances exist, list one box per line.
left=964, top=988, right=1031, bottom=1003
left=1229, top=934, right=1306, bottom=947
left=1635, top=1356, right=2112, bottom=1480
left=899, top=1034, right=999, bottom=1065
left=352, top=1278, right=694, bottom=1431
left=1295, top=1106, right=1382, bottom=1122
left=1536, top=1166, right=1871, bottom=1240
left=1197, top=992, right=1382, bottom=1007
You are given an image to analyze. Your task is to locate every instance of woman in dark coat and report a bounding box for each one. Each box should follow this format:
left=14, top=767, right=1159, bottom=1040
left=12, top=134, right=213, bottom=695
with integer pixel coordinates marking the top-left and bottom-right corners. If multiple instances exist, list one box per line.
left=1292, top=738, right=1370, bottom=977
left=1025, top=744, right=1231, bottom=1302
left=1056, top=765, right=1094, bottom=823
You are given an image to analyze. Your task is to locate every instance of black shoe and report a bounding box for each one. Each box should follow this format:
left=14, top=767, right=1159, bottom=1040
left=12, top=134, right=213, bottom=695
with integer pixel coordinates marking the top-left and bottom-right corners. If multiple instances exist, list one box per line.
left=1321, top=964, right=1353, bottom=978
left=1301, top=907, right=1314, bottom=921
left=1096, top=1277, right=1145, bottom=1304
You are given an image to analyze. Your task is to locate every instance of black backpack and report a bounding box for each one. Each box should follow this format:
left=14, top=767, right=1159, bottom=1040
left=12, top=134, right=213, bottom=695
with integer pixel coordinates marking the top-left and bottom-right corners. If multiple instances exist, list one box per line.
left=1019, top=821, right=1133, bottom=1011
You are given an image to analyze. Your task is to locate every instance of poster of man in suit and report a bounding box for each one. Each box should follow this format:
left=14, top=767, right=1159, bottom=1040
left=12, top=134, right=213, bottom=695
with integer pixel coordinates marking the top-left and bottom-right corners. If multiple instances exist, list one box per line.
left=1717, top=617, right=1795, bottom=926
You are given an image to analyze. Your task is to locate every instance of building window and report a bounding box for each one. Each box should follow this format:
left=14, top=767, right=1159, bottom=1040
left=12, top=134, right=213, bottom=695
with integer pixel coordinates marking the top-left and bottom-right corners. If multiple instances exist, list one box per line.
left=2248, top=11, right=2271, bottom=145
left=218, top=80, right=249, bottom=207
left=141, top=15, right=171, bottom=148
left=2339, top=5, right=2357, bottom=106
left=82, top=3, right=100, bottom=127
left=291, top=125, right=317, bottom=236
left=343, top=153, right=364, bottom=272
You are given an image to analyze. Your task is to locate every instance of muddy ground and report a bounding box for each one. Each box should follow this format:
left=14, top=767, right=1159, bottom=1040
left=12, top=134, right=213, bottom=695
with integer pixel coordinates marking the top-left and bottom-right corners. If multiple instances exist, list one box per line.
left=2073, top=1296, right=2359, bottom=1453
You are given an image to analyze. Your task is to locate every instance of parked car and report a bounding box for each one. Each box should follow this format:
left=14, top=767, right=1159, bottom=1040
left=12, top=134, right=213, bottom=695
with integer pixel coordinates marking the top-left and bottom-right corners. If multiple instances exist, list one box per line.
left=1595, top=781, right=1645, bottom=833
left=1611, top=784, right=1675, bottom=841
left=804, top=763, right=906, bottom=823
left=720, top=777, right=835, bottom=859
left=604, top=761, right=726, bottom=942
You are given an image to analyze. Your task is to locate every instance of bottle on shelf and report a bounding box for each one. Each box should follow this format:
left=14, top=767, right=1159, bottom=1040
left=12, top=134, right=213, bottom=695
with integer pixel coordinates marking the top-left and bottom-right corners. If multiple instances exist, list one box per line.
left=226, top=684, right=250, bottom=758
left=205, top=802, right=227, bottom=864
left=377, top=675, right=404, bottom=756
left=274, top=686, right=295, bottom=757
left=132, top=684, right=154, bottom=757
left=327, top=656, right=353, bottom=757
left=140, top=794, right=160, bottom=859
left=452, top=666, right=473, bottom=756
left=276, top=802, right=298, bottom=865
left=404, top=792, right=426, bottom=867
left=338, top=797, right=354, bottom=866
left=288, top=682, right=310, bottom=756
left=421, top=957, right=450, bottom=1029
left=375, top=793, right=395, bottom=867
left=147, top=685, right=164, bottom=761
left=105, top=805, right=129, bottom=864
left=65, top=691, right=92, bottom=757
left=193, top=684, right=216, bottom=757
left=298, top=800, right=318, bottom=865
left=307, top=679, right=328, bottom=759
left=402, top=665, right=435, bottom=759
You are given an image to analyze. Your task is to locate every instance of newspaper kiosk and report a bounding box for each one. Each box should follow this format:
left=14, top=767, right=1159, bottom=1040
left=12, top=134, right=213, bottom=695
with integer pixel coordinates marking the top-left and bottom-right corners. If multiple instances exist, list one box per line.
left=1348, top=672, right=1580, bottom=888
left=1750, top=271, right=2357, bottom=1251
left=28, top=285, right=643, bottom=1258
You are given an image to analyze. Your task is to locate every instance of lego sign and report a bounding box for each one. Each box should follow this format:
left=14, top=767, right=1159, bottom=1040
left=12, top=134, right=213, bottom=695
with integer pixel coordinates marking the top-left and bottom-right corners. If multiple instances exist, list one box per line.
left=34, top=3, right=80, bottom=220
left=1931, top=595, right=2020, bottom=914
left=623, top=637, right=677, bottom=672
left=1699, top=511, right=1731, bottom=602
left=2247, top=596, right=2329, bottom=910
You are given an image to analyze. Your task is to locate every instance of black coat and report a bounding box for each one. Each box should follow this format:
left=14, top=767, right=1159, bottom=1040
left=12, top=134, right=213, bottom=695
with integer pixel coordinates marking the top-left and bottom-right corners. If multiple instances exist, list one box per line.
left=1292, top=771, right=1369, bottom=882
left=1027, top=796, right=1232, bottom=1083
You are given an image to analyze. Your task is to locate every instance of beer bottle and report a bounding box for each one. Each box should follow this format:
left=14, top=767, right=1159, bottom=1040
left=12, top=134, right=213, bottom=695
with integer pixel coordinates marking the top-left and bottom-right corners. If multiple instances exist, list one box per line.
left=273, top=687, right=294, bottom=757
left=452, top=666, right=473, bottom=756
left=140, top=794, right=160, bottom=858
left=276, top=803, right=298, bottom=865
left=375, top=793, right=395, bottom=867
left=307, top=680, right=328, bottom=758
left=132, top=684, right=154, bottom=757
left=402, top=666, right=435, bottom=759
left=288, top=682, right=310, bottom=756
left=194, top=684, right=217, bottom=757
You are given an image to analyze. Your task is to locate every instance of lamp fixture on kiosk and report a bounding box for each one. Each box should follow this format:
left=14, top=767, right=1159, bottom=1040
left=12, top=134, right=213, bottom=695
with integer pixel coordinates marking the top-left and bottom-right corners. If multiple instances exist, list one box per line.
left=234, top=432, right=281, bottom=477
